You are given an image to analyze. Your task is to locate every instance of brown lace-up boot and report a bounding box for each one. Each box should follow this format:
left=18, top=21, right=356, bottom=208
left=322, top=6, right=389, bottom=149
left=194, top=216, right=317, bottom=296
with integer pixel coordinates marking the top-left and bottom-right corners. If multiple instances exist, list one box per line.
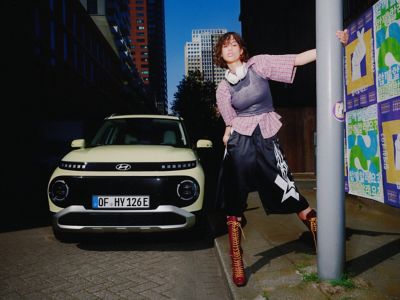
left=227, top=216, right=246, bottom=286
left=302, top=209, right=317, bottom=252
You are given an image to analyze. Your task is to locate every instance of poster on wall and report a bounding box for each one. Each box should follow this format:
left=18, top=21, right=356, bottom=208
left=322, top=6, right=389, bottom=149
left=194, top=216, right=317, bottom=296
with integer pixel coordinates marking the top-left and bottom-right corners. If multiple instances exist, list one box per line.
left=343, top=0, right=400, bottom=207
left=378, top=97, right=400, bottom=207
left=344, top=8, right=377, bottom=112
left=344, top=129, right=349, bottom=193
left=345, top=105, right=384, bottom=201
left=373, top=0, right=400, bottom=103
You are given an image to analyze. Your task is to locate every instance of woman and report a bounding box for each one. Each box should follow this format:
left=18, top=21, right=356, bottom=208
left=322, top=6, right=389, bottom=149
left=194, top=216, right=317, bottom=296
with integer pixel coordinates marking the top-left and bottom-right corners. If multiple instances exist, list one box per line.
left=214, top=30, right=348, bottom=287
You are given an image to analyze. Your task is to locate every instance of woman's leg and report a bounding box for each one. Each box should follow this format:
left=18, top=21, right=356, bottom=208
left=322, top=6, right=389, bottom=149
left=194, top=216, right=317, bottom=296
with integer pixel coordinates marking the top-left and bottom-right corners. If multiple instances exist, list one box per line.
left=297, top=207, right=318, bottom=251
left=254, top=133, right=318, bottom=251
left=297, top=207, right=313, bottom=220
left=223, top=132, right=255, bottom=287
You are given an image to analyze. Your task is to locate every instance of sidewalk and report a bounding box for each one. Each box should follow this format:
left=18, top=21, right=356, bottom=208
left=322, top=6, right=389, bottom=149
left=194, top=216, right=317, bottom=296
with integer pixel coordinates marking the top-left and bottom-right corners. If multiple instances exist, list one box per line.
left=210, top=179, right=400, bottom=300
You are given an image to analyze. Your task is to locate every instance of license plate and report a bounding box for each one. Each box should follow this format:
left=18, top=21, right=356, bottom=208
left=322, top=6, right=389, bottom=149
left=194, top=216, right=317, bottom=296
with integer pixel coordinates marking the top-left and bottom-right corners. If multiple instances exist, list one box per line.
left=92, top=195, right=150, bottom=208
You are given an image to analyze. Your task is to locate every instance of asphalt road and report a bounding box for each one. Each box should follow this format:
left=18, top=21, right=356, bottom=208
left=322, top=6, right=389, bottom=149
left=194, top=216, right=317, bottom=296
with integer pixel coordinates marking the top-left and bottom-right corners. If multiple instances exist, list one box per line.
left=0, top=226, right=231, bottom=299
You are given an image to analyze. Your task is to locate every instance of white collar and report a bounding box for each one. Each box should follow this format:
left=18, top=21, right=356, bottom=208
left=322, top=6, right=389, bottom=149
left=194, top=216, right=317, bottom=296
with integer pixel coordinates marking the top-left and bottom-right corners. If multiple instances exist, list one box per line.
left=225, top=64, right=248, bottom=84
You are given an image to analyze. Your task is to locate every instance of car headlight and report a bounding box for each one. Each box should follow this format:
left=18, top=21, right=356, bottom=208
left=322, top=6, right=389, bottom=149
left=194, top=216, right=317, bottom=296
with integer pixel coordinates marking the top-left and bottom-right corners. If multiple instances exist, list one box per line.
left=177, top=179, right=199, bottom=201
left=49, top=179, right=69, bottom=202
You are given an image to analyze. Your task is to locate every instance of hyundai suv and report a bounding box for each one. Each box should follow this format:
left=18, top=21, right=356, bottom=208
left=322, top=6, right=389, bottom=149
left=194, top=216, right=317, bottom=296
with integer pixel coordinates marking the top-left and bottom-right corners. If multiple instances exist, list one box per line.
left=47, top=114, right=212, bottom=241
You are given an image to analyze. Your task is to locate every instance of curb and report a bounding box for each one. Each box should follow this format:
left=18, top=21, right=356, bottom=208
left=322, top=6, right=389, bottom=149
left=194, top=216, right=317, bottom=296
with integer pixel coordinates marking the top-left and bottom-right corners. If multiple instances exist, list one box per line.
left=214, top=238, right=236, bottom=300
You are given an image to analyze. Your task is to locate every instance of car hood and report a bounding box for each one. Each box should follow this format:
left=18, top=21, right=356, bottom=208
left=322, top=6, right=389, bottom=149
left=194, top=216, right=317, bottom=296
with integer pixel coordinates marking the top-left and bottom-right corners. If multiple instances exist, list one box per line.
left=62, top=145, right=198, bottom=163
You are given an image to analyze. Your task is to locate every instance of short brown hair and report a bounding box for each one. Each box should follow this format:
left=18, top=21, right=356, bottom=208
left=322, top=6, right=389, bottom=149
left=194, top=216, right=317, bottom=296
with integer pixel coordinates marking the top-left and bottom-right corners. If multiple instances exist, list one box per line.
left=214, top=32, right=248, bottom=69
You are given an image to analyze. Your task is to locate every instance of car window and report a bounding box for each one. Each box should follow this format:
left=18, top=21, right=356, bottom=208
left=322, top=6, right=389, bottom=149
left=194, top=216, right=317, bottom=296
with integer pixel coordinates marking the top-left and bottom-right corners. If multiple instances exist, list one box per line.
left=89, top=118, right=189, bottom=147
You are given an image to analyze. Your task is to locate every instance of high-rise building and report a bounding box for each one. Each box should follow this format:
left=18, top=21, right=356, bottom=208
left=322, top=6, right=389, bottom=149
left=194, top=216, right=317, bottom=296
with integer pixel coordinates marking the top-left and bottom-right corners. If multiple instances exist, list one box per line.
left=2, top=0, right=155, bottom=227
left=184, top=29, right=227, bottom=84
left=129, top=0, right=167, bottom=114
left=80, top=0, right=147, bottom=100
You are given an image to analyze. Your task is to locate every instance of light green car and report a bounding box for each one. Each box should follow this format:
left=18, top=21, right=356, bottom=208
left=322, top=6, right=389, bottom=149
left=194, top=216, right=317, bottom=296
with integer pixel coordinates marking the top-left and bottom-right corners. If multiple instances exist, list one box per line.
left=47, top=114, right=213, bottom=241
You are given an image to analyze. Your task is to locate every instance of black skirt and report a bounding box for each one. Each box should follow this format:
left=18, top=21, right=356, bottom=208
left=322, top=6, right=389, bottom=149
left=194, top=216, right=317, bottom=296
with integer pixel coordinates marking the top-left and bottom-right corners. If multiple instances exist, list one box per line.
left=216, top=126, right=310, bottom=216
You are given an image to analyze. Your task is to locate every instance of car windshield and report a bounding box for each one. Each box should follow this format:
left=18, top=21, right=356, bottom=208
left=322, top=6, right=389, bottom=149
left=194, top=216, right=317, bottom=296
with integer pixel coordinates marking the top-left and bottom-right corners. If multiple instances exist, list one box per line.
left=88, top=118, right=189, bottom=147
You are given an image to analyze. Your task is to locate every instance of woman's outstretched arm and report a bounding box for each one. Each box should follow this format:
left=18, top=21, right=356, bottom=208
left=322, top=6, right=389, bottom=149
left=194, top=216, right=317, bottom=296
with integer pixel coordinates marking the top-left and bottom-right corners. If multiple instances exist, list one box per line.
left=294, top=49, right=317, bottom=66
left=294, top=29, right=349, bottom=66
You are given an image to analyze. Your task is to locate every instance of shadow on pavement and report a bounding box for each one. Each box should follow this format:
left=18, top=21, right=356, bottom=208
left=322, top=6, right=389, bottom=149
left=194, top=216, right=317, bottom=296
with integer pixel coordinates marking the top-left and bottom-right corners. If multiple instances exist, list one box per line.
left=346, top=227, right=400, bottom=238
left=246, top=233, right=315, bottom=281
left=346, top=228, right=400, bottom=276
left=74, top=226, right=215, bottom=252
left=245, top=227, right=400, bottom=280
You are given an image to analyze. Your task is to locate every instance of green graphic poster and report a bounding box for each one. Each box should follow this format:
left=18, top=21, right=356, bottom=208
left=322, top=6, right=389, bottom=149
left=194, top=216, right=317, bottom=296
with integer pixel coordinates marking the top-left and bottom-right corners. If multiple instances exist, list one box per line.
left=374, top=0, right=400, bottom=102
left=346, top=105, right=384, bottom=201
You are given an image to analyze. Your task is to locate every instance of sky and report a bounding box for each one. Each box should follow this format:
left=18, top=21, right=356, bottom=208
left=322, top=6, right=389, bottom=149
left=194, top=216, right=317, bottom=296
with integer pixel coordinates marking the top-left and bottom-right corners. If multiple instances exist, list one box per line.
left=164, top=0, right=241, bottom=112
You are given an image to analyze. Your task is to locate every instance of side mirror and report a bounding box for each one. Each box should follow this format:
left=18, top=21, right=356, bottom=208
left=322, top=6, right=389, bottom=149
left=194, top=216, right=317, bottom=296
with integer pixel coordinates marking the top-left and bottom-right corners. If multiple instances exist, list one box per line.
left=196, top=139, right=213, bottom=148
left=71, top=139, right=85, bottom=148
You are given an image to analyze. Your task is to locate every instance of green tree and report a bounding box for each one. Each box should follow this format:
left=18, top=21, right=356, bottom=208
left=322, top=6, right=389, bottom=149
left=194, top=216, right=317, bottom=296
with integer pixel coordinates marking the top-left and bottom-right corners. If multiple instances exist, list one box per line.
left=171, top=70, right=219, bottom=143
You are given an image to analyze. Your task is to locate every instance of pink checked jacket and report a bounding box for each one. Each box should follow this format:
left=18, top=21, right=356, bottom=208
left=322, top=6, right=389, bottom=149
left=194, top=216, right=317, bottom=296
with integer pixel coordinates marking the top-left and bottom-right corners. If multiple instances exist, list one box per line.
left=216, top=54, right=297, bottom=139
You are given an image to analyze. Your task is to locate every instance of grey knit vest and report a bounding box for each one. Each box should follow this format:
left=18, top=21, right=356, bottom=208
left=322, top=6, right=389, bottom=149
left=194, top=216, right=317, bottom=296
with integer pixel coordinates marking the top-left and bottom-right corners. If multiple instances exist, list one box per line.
left=228, top=67, right=274, bottom=116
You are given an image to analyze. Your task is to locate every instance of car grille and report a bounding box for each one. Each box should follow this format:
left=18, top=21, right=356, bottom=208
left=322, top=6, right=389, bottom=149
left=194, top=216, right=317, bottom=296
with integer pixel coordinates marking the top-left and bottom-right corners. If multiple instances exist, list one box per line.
left=58, top=212, right=186, bottom=226
left=49, top=176, right=199, bottom=209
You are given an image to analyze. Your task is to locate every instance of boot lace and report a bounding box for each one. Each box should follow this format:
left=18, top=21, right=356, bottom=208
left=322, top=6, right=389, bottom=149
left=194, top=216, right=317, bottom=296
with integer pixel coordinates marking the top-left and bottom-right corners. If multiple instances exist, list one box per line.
left=309, top=217, right=317, bottom=233
left=227, top=220, right=245, bottom=277
left=309, top=217, right=317, bottom=251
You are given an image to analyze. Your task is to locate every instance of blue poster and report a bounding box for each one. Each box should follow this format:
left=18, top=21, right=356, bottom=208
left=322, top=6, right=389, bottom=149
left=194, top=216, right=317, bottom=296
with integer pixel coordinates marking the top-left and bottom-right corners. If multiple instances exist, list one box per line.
left=344, top=8, right=377, bottom=112
left=378, top=97, right=400, bottom=207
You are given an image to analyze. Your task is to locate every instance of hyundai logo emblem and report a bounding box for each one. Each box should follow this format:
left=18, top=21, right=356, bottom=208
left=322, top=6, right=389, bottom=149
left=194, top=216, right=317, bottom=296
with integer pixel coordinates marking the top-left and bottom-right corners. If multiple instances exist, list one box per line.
left=115, top=163, right=131, bottom=171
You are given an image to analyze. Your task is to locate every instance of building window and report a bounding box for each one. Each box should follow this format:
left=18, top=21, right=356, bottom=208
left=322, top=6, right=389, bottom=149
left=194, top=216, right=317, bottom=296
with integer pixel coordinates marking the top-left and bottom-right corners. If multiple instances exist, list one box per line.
left=90, top=61, right=94, bottom=82
left=50, top=20, right=55, bottom=51
left=34, top=8, right=41, bottom=38
left=62, top=0, right=66, bottom=24
left=73, top=43, right=78, bottom=68
left=137, top=26, right=145, bottom=30
left=82, top=53, right=87, bottom=79
left=136, top=6, right=144, bottom=10
left=72, top=12, right=77, bottom=36
left=63, top=33, right=68, bottom=61
left=136, top=39, right=145, bottom=42
left=87, top=0, right=98, bottom=14
left=136, top=19, right=144, bottom=24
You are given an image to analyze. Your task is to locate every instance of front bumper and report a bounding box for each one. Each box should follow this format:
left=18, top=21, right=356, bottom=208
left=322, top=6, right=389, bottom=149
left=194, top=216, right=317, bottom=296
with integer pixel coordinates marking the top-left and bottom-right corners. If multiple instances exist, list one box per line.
left=53, top=205, right=196, bottom=232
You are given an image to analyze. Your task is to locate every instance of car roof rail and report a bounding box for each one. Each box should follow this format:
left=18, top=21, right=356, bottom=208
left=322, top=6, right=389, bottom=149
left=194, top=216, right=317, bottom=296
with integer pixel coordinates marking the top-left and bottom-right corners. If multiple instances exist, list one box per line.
left=168, top=113, right=182, bottom=120
left=105, top=113, right=119, bottom=119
